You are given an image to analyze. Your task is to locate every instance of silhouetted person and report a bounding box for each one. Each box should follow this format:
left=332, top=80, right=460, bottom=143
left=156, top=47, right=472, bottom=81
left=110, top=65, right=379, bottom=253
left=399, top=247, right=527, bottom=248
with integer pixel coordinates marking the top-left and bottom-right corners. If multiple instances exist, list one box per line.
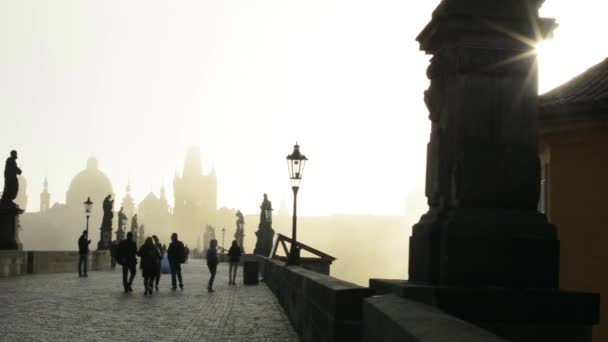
left=207, top=239, right=219, bottom=292
left=77, top=230, right=91, bottom=277
left=227, top=240, right=242, bottom=285
left=1, top=150, right=22, bottom=207
left=152, top=235, right=163, bottom=291
left=117, top=231, right=137, bottom=293
left=167, top=232, right=186, bottom=290
left=110, top=240, right=118, bottom=269
left=138, top=237, right=161, bottom=296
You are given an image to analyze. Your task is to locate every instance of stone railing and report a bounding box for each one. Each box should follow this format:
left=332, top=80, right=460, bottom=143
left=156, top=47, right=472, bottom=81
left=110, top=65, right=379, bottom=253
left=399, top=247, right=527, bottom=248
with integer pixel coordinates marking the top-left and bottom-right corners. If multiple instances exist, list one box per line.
left=0, top=250, right=111, bottom=277
left=263, top=258, right=374, bottom=342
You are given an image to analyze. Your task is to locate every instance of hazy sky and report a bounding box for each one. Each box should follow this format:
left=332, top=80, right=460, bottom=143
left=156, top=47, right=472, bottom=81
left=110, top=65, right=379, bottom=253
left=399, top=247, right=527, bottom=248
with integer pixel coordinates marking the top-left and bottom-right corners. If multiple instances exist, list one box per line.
left=1, top=0, right=607, bottom=215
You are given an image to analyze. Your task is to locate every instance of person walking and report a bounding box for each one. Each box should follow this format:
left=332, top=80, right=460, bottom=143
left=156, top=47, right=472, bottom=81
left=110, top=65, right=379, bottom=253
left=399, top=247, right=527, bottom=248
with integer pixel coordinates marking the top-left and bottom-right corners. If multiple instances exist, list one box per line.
left=138, top=237, right=161, bottom=296
left=77, top=230, right=91, bottom=277
left=117, top=232, right=138, bottom=293
left=167, top=233, right=186, bottom=291
left=206, top=239, right=219, bottom=292
left=227, top=240, right=242, bottom=285
left=110, top=239, right=118, bottom=270
left=152, top=235, right=163, bottom=291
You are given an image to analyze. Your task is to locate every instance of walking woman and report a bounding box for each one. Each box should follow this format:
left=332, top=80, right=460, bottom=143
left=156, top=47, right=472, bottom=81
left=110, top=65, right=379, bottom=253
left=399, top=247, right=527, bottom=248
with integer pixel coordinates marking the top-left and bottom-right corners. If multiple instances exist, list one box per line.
left=137, top=237, right=161, bottom=296
left=227, top=240, right=242, bottom=285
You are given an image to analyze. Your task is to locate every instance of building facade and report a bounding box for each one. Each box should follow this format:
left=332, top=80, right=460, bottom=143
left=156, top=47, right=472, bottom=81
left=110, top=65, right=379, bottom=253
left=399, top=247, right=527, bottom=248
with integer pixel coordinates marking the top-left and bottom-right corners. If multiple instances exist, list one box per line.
left=539, top=57, right=608, bottom=341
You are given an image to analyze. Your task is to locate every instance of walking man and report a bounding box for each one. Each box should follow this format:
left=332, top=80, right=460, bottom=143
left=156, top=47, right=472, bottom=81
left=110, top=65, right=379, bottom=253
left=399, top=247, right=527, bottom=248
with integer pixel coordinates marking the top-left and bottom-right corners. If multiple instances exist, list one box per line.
left=167, top=233, right=186, bottom=291
left=152, top=235, right=163, bottom=291
left=207, top=239, right=219, bottom=292
left=117, top=231, right=138, bottom=293
left=78, top=230, right=91, bottom=277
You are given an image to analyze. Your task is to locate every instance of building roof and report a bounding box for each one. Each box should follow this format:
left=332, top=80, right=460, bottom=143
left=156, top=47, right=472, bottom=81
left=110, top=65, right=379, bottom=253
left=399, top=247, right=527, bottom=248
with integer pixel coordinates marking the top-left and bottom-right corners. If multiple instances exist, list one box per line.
left=539, top=57, right=608, bottom=130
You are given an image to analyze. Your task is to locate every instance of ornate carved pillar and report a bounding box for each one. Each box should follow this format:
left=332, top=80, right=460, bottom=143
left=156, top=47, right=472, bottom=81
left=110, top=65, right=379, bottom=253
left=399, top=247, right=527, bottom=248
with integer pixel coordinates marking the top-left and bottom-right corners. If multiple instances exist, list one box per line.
left=410, top=0, right=560, bottom=288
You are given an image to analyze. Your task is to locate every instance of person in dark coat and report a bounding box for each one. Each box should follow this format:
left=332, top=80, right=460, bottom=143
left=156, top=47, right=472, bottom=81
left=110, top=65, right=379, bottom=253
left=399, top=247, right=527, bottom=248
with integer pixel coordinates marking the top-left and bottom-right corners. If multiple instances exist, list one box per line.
left=206, top=239, right=219, bottom=292
left=77, top=230, right=91, bottom=277
left=227, top=240, right=242, bottom=285
left=138, top=237, right=161, bottom=296
left=167, top=232, right=186, bottom=291
left=117, top=231, right=138, bottom=293
left=152, top=235, right=163, bottom=291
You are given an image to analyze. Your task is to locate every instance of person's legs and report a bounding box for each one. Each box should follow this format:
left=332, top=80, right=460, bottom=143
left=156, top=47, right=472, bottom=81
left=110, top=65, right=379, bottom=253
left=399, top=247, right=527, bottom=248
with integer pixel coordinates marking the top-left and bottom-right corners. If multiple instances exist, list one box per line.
left=78, top=254, right=84, bottom=276
left=122, top=265, right=129, bottom=292
left=154, top=265, right=161, bottom=290
left=82, top=254, right=88, bottom=276
left=228, top=262, right=235, bottom=284
left=128, top=263, right=136, bottom=290
left=208, top=264, right=217, bottom=291
left=231, top=262, right=238, bottom=284
left=170, top=261, right=177, bottom=289
left=176, top=263, right=183, bottom=289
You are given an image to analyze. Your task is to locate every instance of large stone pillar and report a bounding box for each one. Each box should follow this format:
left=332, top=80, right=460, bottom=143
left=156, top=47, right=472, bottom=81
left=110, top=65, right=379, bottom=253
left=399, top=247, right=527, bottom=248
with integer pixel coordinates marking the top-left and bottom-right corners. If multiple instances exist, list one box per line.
left=390, top=1, right=600, bottom=340
left=410, top=0, right=558, bottom=288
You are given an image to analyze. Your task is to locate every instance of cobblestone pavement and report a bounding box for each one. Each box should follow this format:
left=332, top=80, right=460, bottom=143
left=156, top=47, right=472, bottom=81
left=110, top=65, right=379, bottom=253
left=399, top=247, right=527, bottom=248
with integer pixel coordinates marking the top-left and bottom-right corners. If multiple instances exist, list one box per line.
left=0, top=260, right=297, bottom=342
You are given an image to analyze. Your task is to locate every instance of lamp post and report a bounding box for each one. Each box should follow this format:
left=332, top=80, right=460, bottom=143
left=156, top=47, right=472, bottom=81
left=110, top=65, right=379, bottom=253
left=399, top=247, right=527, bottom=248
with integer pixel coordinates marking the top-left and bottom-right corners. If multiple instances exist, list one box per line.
left=286, top=142, right=307, bottom=266
left=221, top=227, right=226, bottom=253
left=83, top=197, right=93, bottom=235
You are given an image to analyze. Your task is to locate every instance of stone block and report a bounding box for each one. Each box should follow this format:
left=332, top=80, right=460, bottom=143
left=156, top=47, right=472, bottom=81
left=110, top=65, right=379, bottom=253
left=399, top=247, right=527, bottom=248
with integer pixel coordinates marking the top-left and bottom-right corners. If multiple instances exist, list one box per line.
left=0, top=251, right=27, bottom=276
left=370, top=280, right=599, bottom=342
left=243, top=261, right=259, bottom=285
left=363, top=294, right=507, bottom=342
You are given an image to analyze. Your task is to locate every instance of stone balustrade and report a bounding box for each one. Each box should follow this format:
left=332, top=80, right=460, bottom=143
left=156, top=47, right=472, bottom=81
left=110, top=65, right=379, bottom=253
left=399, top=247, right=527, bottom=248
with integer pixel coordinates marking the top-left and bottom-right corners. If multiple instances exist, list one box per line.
left=0, top=250, right=111, bottom=277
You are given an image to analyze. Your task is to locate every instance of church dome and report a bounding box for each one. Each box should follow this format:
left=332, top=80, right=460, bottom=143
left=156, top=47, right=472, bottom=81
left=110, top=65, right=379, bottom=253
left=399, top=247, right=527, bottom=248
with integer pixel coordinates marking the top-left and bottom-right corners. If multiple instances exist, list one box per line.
left=65, top=157, right=114, bottom=208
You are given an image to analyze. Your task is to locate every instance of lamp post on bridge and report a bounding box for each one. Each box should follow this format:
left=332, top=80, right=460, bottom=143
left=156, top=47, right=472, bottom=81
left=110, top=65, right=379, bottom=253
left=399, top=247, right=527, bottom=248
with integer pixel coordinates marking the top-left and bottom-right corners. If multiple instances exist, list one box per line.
left=286, top=142, right=307, bottom=266
left=221, top=227, right=226, bottom=254
left=83, top=197, right=93, bottom=235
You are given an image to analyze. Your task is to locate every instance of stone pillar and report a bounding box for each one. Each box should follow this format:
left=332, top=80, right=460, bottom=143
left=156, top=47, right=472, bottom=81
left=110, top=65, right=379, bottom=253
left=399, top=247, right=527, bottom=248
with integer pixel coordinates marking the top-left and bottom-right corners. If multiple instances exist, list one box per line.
left=391, top=1, right=600, bottom=341
left=410, top=0, right=559, bottom=289
left=0, top=207, right=23, bottom=250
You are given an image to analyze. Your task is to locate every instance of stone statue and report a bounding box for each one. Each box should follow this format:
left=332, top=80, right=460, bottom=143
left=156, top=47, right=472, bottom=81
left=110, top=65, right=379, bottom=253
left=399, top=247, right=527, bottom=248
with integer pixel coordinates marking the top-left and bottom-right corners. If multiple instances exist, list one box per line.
left=254, top=194, right=274, bottom=256
left=116, top=207, right=128, bottom=241
left=131, top=214, right=139, bottom=246
left=102, top=195, right=114, bottom=228
left=97, top=194, right=114, bottom=250
left=117, top=207, right=127, bottom=229
left=1, top=150, right=22, bottom=208
left=235, top=210, right=245, bottom=252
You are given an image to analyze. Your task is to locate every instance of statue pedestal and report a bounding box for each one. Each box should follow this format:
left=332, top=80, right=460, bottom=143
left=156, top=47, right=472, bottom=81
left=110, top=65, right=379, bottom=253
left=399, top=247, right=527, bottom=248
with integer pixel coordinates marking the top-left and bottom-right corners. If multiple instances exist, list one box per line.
left=97, top=226, right=112, bottom=250
left=0, top=206, right=23, bottom=250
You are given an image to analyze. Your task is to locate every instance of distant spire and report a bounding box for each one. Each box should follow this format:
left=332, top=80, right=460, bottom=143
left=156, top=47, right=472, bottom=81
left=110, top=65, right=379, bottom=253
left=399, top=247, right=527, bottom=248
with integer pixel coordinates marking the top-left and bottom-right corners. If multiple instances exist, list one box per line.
left=43, top=177, right=48, bottom=190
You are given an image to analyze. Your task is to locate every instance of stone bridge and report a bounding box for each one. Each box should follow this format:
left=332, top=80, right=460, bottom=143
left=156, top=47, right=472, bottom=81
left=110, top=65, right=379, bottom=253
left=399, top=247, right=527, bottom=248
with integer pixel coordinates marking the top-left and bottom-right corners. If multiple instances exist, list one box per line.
left=0, top=260, right=297, bottom=342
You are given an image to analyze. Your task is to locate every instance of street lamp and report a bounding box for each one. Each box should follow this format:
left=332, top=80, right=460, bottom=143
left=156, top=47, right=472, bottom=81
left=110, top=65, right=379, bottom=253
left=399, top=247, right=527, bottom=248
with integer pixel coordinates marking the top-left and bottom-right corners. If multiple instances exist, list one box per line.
left=83, top=197, right=93, bottom=235
left=286, top=142, right=307, bottom=266
left=222, top=227, right=226, bottom=253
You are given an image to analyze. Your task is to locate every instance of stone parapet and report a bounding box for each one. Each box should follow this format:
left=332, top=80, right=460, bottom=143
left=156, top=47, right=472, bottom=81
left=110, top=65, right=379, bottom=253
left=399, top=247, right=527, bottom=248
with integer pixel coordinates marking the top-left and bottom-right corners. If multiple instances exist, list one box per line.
left=264, top=258, right=374, bottom=342
left=0, top=250, right=111, bottom=277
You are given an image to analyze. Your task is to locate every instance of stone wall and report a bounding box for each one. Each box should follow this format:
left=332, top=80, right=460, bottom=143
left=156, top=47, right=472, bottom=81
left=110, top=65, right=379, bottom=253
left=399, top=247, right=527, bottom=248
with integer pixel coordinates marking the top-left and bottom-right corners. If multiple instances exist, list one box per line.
left=363, top=295, right=508, bottom=342
left=264, top=258, right=374, bottom=342
left=0, top=250, right=111, bottom=277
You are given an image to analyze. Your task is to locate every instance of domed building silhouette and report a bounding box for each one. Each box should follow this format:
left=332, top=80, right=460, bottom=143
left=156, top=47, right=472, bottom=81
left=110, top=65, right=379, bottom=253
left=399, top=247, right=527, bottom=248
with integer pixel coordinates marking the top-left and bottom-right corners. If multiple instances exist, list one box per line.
left=66, top=157, right=114, bottom=208
left=20, top=157, right=115, bottom=251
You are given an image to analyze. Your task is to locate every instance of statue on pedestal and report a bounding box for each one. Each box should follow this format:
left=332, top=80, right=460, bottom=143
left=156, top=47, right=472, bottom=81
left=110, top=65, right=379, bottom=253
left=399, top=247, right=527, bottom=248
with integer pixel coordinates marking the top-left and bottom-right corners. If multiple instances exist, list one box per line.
left=0, top=150, right=23, bottom=250
left=254, top=194, right=274, bottom=256
left=235, top=210, right=245, bottom=252
left=131, top=214, right=139, bottom=247
left=97, top=194, right=113, bottom=250
left=116, top=207, right=127, bottom=241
